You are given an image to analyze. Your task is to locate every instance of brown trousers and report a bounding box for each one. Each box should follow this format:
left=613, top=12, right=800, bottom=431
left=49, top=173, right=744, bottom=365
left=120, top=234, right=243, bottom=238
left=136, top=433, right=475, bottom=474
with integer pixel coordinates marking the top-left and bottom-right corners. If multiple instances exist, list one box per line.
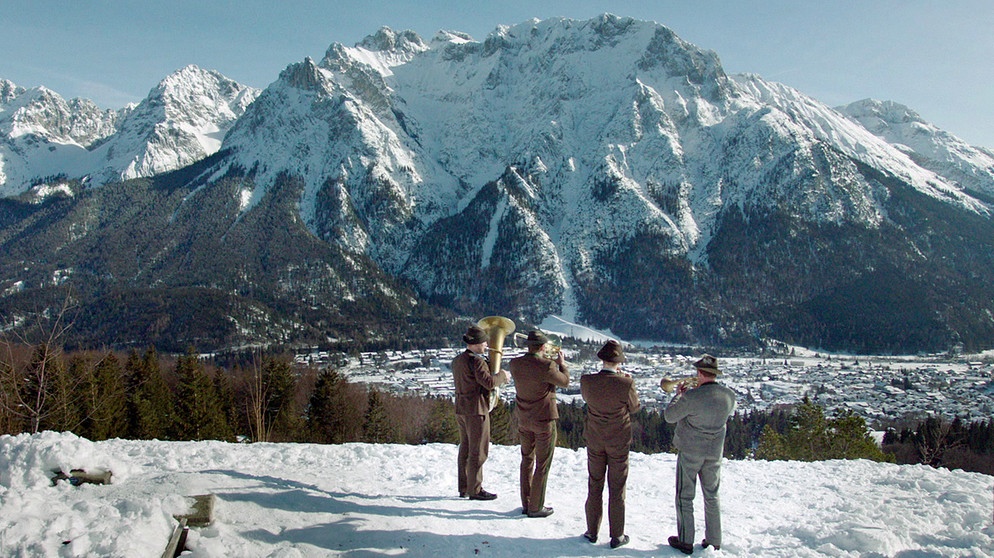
left=585, top=441, right=630, bottom=539
left=518, top=420, right=557, bottom=512
left=457, top=413, right=490, bottom=496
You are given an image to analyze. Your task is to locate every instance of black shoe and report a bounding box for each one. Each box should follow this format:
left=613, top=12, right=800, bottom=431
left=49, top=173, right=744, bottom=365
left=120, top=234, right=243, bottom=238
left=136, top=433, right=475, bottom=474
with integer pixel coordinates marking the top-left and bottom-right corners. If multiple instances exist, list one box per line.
left=459, top=492, right=467, bottom=498
left=582, top=532, right=597, bottom=544
left=526, top=506, right=554, bottom=518
left=702, top=539, right=720, bottom=550
left=610, top=535, right=630, bottom=549
left=668, top=536, right=694, bottom=555
left=468, top=489, right=497, bottom=501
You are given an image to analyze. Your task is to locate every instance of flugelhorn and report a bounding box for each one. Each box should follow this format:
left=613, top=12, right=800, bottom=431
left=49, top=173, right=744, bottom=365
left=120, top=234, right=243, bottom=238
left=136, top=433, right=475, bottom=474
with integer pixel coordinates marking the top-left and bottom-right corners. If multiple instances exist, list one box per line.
left=512, top=331, right=562, bottom=360
left=660, top=375, right=699, bottom=393
left=477, top=316, right=515, bottom=411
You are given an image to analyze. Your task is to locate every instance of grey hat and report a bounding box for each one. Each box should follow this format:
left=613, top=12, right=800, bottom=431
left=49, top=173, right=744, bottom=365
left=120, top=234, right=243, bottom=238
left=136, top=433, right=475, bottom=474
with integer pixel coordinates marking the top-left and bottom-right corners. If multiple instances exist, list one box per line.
left=596, top=340, right=626, bottom=363
left=463, top=325, right=487, bottom=345
left=693, top=354, right=720, bottom=375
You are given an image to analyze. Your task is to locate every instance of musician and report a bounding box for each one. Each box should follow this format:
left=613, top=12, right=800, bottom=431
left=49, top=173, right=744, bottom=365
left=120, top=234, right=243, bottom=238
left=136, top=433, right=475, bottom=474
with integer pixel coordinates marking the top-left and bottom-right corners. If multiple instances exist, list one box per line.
left=580, top=340, right=640, bottom=549
left=509, top=330, right=570, bottom=518
left=663, top=354, right=737, bottom=554
left=452, top=325, right=509, bottom=501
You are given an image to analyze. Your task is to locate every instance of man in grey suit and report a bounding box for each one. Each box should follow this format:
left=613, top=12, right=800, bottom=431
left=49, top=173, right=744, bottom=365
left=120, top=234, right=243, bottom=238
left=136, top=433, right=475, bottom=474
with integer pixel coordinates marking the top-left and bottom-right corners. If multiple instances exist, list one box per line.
left=452, top=325, right=509, bottom=501
left=663, top=354, right=737, bottom=554
left=580, top=340, right=640, bottom=549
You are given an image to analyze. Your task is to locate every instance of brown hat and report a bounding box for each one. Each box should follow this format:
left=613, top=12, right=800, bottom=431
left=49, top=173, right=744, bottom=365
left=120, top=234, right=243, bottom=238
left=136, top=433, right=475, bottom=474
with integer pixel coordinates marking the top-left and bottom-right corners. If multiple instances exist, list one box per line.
left=463, top=325, right=487, bottom=345
left=525, top=330, right=548, bottom=349
left=596, top=340, right=626, bottom=363
left=693, top=354, right=720, bottom=375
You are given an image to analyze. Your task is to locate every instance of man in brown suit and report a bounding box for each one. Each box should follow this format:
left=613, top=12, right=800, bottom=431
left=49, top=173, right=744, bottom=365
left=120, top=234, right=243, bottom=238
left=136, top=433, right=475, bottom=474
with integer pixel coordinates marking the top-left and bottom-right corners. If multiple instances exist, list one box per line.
left=452, top=325, right=509, bottom=501
left=509, top=330, right=569, bottom=518
left=580, top=340, right=640, bottom=549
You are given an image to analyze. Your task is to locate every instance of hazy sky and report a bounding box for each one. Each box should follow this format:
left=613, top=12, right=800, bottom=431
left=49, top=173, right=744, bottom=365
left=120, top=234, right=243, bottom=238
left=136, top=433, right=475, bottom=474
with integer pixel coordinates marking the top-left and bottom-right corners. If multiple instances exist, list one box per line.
left=3, top=0, right=993, bottom=148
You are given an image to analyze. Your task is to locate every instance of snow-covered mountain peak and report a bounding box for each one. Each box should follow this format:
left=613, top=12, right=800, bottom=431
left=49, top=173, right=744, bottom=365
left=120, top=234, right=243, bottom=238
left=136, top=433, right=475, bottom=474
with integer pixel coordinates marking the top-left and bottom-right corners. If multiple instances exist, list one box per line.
left=0, top=66, right=259, bottom=195
left=0, top=79, right=26, bottom=104
left=840, top=98, right=994, bottom=200
left=358, top=27, right=428, bottom=56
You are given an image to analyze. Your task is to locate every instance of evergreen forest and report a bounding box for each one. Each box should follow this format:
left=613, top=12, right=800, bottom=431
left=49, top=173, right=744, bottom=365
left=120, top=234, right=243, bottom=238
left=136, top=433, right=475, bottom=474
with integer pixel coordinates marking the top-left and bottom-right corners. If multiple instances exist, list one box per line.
left=3, top=343, right=992, bottom=476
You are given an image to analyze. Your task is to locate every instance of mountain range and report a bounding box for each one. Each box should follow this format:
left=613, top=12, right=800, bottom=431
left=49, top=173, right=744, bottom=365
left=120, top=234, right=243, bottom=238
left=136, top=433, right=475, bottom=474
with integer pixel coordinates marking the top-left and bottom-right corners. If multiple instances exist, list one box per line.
left=2, top=14, right=994, bottom=354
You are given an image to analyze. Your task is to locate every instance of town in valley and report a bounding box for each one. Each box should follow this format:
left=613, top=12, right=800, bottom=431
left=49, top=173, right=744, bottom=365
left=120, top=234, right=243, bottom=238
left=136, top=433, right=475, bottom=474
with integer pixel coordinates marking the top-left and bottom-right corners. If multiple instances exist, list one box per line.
left=292, top=343, right=994, bottom=424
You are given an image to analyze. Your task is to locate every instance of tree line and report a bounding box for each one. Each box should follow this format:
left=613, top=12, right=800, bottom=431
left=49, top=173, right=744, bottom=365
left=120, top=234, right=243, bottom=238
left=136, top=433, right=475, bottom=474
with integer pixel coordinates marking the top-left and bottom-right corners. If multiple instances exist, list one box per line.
left=2, top=343, right=992, bottom=475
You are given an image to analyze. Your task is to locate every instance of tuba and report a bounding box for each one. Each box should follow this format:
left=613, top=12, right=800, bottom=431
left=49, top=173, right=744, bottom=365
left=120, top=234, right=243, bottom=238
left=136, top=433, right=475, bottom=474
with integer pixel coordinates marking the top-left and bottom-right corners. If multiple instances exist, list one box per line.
left=660, top=375, right=699, bottom=393
left=477, top=316, right=515, bottom=411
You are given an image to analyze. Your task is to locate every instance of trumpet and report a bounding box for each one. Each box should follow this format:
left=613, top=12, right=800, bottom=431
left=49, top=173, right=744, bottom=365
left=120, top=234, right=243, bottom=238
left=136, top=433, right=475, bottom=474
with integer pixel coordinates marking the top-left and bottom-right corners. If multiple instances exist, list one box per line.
left=512, top=331, right=562, bottom=360
left=660, top=375, right=699, bottom=393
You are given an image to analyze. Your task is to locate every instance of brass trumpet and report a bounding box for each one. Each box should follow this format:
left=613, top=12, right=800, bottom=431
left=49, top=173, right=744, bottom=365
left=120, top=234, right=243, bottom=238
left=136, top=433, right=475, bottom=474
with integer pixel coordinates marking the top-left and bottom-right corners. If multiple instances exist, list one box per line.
left=660, top=375, right=699, bottom=393
left=512, top=331, right=562, bottom=360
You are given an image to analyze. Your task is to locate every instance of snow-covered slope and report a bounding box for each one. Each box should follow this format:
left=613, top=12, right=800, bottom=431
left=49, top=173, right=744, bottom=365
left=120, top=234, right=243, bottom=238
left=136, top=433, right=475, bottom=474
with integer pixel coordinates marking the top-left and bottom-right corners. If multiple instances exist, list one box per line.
left=1, top=432, right=991, bottom=557
left=840, top=98, right=994, bottom=201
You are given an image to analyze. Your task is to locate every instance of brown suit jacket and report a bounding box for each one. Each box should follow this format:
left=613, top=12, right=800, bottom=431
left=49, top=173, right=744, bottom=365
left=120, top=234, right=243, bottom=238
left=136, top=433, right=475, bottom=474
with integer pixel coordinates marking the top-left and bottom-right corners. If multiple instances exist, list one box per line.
left=510, top=354, right=570, bottom=428
left=581, top=370, right=640, bottom=448
left=452, top=350, right=507, bottom=416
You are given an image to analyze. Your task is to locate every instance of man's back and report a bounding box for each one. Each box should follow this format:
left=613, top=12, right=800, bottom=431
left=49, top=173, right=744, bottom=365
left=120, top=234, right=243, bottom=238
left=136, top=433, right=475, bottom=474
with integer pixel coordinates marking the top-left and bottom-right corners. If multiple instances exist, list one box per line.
left=664, top=382, right=736, bottom=459
left=510, top=354, right=569, bottom=426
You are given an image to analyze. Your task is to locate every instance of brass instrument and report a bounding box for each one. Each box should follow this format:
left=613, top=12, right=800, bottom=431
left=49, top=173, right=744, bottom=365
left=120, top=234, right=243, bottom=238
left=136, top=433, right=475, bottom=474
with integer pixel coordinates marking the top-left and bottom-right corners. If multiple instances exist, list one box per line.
left=477, top=316, right=515, bottom=411
left=513, top=331, right=562, bottom=360
left=660, top=375, right=699, bottom=393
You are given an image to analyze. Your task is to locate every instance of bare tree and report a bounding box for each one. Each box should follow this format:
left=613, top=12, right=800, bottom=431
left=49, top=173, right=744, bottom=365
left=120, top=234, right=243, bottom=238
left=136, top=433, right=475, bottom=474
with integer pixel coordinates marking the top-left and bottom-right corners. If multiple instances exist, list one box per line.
left=0, top=293, right=78, bottom=434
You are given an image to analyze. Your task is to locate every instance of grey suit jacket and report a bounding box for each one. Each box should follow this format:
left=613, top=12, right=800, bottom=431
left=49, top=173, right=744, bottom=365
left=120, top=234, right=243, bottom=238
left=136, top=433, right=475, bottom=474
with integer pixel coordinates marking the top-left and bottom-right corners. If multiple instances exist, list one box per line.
left=663, top=382, right=737, bottom=460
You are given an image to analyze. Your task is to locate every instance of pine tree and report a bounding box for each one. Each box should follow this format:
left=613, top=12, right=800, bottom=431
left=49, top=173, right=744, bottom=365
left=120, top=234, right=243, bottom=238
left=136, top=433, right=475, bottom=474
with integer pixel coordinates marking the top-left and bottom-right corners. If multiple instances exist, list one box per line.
left=41, top=353, right=80, bottom=433
left=362, top=388, right=394, bottom=443
left=214, top=369, right=240, bottom=440
left=261, top=358, right=301, bottom=442
left=755, top=424, right=788, bottom=460
left=83, top=352, right=128, bottom=441
left=756, top=400, right=891, bottom=462
left=124, top=348, right=173, bottom=440
left=489, top=398, right=514, bottom=445
left=172, top=350, right=231, bottom=441
left=308, top=369, right=351, bottom=444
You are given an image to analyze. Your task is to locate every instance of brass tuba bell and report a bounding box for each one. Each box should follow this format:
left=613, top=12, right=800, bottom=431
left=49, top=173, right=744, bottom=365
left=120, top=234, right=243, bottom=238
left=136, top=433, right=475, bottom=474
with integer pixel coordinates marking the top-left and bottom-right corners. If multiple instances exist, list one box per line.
left=659, top=375, right=699, bottom=393
left=477, top=316, right=515, bottom=411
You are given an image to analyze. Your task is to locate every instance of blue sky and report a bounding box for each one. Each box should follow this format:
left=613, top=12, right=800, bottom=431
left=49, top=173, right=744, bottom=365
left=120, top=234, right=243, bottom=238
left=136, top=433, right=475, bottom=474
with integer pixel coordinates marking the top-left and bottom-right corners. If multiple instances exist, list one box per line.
left=3, top=0, right=993, bottom=148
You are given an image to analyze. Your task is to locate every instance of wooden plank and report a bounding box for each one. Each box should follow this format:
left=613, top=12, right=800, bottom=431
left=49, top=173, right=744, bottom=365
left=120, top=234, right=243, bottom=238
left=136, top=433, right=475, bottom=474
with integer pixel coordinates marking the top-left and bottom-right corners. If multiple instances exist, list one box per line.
left=161, top=518, right=188, bottom=558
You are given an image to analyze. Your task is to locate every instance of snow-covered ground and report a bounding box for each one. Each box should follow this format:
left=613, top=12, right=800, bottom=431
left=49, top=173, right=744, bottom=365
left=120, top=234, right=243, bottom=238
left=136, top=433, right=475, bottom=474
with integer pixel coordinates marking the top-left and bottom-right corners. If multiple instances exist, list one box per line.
left=1, top=432, right=992, bottom=557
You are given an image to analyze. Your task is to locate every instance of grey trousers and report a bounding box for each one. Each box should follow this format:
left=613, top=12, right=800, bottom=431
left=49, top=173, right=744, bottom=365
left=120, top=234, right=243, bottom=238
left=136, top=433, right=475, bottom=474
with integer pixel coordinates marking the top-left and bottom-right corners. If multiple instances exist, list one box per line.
left=675, top=451, right=723, bottom=547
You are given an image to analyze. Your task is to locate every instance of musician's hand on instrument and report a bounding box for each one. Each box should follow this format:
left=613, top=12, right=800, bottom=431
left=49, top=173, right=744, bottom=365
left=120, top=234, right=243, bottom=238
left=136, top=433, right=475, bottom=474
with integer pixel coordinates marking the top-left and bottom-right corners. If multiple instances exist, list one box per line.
left=555, top=351, right=565, bottom=366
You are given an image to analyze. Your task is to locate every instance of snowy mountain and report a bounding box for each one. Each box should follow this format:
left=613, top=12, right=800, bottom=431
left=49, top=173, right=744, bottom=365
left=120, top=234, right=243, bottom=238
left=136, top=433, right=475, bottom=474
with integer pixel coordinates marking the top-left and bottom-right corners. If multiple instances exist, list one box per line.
left=839, top=98, right=994, bottom=203
left=2, top=15, right=994, bottom=353
left=0, top=66, right=259, bottom=198
left=1, top=432, right=992, bottom=557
